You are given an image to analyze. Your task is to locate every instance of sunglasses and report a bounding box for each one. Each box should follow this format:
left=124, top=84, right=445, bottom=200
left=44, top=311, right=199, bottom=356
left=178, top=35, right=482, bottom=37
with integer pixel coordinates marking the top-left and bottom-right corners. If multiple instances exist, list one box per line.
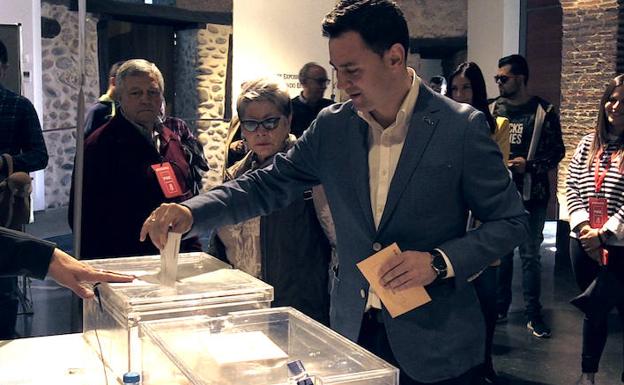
left=308, top=77, right=331, bottom=86
left=240, top=116, right=282, bottom=132
left=494, top=75, right=519, bottom=84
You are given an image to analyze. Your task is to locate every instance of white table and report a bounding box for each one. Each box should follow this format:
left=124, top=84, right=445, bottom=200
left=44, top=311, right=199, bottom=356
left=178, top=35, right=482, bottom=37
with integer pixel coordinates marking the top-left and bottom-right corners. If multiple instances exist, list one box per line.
left=0, top=333, right=114, bottom=385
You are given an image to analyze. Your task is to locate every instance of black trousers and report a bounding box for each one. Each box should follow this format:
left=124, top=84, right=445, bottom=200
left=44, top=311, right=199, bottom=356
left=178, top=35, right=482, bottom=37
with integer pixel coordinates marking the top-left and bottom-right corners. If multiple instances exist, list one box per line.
left=0, top=276, right=18, bottom=339
left=357, top=309, right=479, bottom=385
left=570, top=239, right=624, bottom=374
left=473, top=266, right=498, bottom=373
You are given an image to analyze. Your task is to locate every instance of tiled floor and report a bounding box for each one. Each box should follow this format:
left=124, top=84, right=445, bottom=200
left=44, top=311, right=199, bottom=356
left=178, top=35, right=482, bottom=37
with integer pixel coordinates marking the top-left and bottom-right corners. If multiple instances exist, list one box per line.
left=13, top=208, right=624, bottom=384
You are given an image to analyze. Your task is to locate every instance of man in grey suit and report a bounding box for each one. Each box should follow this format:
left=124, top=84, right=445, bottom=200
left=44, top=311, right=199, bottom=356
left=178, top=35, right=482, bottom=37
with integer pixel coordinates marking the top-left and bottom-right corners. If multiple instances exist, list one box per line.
left=141, top=1, right=528, bottom=384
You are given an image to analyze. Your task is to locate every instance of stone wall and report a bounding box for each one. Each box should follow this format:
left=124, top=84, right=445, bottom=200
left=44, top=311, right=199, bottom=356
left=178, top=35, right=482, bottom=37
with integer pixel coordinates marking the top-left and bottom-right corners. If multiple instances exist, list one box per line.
left=175, top=24, right=232, bottom=190
left=41, top=2, right=100, bottom=208
left=397, top=0, right=467, bottom=38
left=40, top=1, right=234, bottom=207
left=558, top=1, right=619, bottom=205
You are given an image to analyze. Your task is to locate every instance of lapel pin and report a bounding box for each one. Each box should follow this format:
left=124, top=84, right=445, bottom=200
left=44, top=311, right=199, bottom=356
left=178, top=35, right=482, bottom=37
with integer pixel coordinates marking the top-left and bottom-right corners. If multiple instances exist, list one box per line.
left=423, top=116, right=435, bottom=126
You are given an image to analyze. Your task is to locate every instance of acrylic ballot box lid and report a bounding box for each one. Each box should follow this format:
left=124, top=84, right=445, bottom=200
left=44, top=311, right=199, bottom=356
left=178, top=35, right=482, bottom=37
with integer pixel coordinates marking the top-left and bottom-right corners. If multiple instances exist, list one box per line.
left=140, top=307, right=399, bottom=385
left=85, top=252, right=274, bottom=315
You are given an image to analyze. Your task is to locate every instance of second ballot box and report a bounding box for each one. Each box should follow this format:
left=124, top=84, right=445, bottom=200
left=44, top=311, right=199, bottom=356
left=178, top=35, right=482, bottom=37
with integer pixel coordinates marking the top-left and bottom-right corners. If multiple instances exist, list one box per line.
left=139, top=307, right=399, bottom=385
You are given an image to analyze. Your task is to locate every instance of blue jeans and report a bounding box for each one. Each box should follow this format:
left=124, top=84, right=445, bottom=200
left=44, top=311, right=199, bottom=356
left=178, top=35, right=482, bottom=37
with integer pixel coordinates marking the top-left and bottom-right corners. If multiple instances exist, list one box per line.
left=497, top=200, right=547, bottom=319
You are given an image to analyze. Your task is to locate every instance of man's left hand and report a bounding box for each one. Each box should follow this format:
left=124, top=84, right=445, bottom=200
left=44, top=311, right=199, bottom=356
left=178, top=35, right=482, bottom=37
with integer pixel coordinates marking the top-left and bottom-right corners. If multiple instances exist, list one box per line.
left=378, top=250, right=437, bottom=290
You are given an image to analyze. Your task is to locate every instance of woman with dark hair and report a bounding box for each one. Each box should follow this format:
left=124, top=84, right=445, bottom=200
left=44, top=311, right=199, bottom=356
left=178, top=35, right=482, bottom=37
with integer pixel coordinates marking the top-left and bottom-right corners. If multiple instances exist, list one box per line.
left=448, top=61, right=509, bottom=384
left=567, top=74, right=624, bottom=385
left=449, top=61, right=509, bottom=161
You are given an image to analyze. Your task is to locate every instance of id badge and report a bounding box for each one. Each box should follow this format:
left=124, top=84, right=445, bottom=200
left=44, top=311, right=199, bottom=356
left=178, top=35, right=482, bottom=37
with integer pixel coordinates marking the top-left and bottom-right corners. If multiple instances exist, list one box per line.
left=588, top=197, right=609, bottom=229
left=151, top=162, right=182, bottom=198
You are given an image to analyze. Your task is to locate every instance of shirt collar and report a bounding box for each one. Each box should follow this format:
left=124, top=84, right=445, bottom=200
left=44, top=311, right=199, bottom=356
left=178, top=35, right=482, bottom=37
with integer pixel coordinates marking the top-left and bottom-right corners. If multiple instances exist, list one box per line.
left=357, top=67, right=420, bottom=130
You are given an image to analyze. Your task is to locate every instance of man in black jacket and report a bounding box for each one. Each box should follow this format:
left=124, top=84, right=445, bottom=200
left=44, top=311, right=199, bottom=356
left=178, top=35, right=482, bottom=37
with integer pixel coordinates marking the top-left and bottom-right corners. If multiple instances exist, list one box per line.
left=491, top=54, right=565, bottom=339
left=0, top=39, right=49, bottom=339
left=290, top=62, right=334, bottom=137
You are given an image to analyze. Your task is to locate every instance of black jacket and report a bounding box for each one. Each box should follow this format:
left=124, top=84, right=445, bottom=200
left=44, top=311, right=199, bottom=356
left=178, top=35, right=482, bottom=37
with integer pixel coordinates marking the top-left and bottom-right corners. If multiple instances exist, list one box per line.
left=0, top=227, right=55, bottom=278
left=211, top=150, right=332, bottom=325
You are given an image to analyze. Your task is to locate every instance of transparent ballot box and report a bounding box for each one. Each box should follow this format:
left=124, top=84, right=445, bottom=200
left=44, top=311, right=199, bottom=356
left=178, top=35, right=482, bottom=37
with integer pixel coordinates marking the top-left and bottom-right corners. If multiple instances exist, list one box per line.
left=82, top=252, right=274, bottom=381
left=140, top=307, right=399, bottom=385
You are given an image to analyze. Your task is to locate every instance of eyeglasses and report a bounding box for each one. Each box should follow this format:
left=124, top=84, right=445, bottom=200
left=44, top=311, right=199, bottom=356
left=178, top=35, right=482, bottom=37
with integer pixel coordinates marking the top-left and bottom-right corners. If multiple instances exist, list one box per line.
left=240, top=116, right=282, bottom=132
left=308, top=77, right=330, bottom=86
left=494, top=75, right=519, bottom=84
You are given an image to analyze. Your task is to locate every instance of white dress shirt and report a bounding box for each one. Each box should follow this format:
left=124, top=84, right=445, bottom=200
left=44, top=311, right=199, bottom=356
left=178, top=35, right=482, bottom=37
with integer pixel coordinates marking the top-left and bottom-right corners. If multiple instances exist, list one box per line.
left=357, top=68, right=454, bottom=310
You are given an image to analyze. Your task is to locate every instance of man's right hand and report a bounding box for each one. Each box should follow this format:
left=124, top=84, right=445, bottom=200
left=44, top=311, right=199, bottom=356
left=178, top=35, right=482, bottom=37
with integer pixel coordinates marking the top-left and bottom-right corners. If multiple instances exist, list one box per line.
left=507, top=156, right=527, bottom=174
left=140, top=203, right=194, bottom=250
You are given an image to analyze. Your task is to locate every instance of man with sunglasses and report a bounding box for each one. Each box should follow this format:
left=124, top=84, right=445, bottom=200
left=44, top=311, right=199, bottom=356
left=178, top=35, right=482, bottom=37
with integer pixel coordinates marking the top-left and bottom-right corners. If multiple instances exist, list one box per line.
left=291, top=62, right=334, bottom=137
left=490, top=54, right=565, bottom=339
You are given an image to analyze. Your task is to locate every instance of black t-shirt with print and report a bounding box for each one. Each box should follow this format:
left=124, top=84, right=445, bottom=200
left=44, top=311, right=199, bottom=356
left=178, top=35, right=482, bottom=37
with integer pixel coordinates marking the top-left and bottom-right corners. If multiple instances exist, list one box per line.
left=491, top=96, right=565, bottom=203
left=493, top=97, right=540, bottom=161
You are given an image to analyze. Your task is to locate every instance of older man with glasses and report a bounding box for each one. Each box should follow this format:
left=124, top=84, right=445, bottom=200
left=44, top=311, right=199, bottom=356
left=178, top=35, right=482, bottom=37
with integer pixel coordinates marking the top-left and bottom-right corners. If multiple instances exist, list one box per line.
left=291, top=62, right=335, bottom=137
left=490, top=54, right=565, bottom=339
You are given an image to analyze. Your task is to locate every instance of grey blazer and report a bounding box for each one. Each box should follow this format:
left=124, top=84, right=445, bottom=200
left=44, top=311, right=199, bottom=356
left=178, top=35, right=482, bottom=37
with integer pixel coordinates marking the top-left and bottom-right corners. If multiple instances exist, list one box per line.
left=185, top=84, right=528, bottom=382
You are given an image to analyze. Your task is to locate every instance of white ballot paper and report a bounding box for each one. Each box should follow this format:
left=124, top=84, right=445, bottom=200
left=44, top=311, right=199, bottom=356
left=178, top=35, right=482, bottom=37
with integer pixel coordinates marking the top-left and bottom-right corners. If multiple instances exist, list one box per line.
left=202, top=331, right=288, bottom=365
left=160, top=232, right=182, bottom=287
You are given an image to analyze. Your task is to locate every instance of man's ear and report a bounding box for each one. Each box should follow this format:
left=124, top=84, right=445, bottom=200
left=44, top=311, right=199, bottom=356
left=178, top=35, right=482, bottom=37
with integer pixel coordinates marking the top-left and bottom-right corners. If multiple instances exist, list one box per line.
left=386, top=43, right=405, bottom=68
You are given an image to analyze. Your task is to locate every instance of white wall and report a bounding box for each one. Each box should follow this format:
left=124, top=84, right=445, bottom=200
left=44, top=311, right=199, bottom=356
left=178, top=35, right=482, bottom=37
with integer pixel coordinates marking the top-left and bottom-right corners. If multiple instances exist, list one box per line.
left=232, top=0, right=337, bottom=106
left=0, top=0, right=45, bottom=210
left=467, top=0, right=520, bottom=99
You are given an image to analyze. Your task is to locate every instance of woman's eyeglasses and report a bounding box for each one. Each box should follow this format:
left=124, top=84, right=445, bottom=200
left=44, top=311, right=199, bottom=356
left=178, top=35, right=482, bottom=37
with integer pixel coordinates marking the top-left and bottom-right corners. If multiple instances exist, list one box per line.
left=241, top=116, right=282, bottom=132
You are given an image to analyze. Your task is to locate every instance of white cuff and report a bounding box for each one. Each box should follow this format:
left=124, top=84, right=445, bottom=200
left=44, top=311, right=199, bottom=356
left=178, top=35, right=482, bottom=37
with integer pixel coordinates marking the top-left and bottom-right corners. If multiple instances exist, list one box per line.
left=603, top=216, right=624, bottom=240
left=569, top=209, right=590, bottom=232
left=435, top=248, right=455, bottom=278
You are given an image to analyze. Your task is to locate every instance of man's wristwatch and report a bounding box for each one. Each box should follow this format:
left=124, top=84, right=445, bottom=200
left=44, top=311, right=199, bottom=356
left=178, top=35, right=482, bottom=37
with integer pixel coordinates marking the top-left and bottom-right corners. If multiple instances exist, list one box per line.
left=430, top=249, right=448, bottom=280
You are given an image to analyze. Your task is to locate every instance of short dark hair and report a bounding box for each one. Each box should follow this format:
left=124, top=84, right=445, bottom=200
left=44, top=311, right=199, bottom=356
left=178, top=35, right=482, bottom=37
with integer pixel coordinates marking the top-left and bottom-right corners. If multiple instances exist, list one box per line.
left=109, top=60, right=125, bottom=79
left=322, top=0, right=409, bottom=60
left=0, top=39, right=8, bottom=65
left=298, top=62, right=325, bottom=84
left=498, top=54, right=529, bottom=85
left=429, top=76, right=445, bottom=86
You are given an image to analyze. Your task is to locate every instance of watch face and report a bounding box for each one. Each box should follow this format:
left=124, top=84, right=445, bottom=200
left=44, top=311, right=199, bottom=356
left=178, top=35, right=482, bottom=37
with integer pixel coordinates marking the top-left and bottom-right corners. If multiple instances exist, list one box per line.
left=432, top=254, right=447, bottom=270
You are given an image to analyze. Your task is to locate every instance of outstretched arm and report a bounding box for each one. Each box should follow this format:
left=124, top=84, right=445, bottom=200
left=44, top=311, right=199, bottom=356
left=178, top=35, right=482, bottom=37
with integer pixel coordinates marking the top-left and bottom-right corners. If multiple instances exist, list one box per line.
left=47, top=248, right=134, bottom=299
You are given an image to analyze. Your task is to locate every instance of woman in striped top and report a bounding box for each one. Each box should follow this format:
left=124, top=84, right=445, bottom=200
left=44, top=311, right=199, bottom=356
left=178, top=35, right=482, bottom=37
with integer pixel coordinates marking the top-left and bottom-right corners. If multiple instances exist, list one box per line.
left=566, top=74, right=624, bottom=385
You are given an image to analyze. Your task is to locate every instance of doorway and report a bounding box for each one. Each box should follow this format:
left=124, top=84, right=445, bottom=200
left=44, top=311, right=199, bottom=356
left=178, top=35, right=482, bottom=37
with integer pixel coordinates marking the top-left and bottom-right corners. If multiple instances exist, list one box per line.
left=98, top=19, right=176, bottom=114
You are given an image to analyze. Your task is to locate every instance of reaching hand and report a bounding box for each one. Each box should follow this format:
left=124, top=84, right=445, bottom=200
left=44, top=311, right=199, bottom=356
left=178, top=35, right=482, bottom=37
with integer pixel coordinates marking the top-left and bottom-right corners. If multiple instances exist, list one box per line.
left=46, top=248, right=134, bottom=299
left=378, top=250, right=437, bottom=290
left=139, top=203, right=194, bottom=250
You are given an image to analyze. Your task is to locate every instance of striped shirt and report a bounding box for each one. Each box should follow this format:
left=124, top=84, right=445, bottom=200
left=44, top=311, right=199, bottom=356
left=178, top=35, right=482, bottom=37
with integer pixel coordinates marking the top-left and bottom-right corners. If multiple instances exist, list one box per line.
left=566, top=133, right=624, bottom=245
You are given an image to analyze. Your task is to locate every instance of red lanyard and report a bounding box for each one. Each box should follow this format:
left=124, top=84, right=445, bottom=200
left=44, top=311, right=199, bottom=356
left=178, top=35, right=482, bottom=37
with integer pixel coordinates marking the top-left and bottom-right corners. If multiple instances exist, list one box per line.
left=594, top=148, right=615, bottom=193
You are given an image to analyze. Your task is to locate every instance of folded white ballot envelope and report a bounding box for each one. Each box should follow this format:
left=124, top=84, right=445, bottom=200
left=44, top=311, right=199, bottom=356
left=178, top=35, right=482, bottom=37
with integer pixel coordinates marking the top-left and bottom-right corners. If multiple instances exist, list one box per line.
left=160, top=232, right=182, bottom=287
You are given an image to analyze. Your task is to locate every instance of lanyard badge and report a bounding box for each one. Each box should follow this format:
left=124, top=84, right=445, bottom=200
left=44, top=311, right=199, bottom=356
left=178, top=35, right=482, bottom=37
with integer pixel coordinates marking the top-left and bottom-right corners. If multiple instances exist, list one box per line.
left=590, top=150, right=614, bottom=229
left=151, top=162, right=183, bottom=198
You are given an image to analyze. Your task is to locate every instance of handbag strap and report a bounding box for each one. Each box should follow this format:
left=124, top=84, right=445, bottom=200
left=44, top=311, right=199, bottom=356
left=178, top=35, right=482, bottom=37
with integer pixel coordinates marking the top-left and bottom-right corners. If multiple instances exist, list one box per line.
left=1, top=154, right=13, bottom=176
